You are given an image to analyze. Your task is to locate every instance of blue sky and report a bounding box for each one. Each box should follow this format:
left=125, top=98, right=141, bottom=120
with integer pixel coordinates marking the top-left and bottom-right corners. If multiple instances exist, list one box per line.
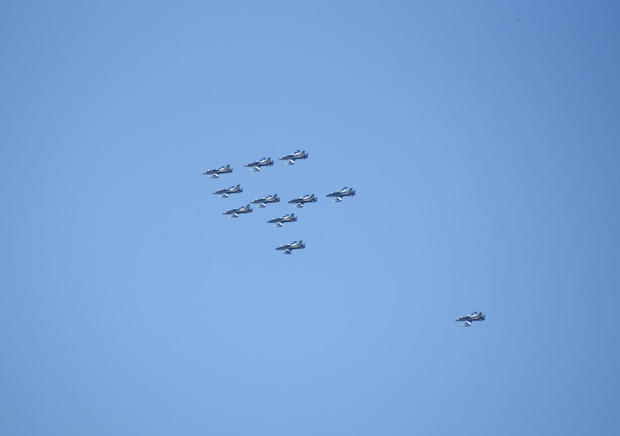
left=1, top=1, right=619, bottom=435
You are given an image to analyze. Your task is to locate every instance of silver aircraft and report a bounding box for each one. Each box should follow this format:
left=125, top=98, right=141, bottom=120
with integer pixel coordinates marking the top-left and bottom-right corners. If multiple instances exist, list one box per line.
left=288, top=194, right=317, bottom=208
left=268, top=213, right=297, bottom=227
left=280, top=150, right=309, bottom=165
left=251, top=194, right=280, bottom=208
left=326, top=187, right=356, bottom=202
left=223, top=204, right=253, bottom=218
left=245, top=157, right=273, bottom=172
left=275, top=240, right=305, bottom=254
left=456, top=312, right=486, bottom=327
left=203, top=164, right=232, bottom=178
left=213, top=184, right=242, bottom=198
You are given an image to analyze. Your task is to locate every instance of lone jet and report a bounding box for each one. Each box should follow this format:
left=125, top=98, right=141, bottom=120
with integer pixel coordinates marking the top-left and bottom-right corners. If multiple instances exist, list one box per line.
left=213, top=184, right=242, bottom=198
left=280, top=150, right=308, bottom=165
left=456, top=312, right=486, bottom=327
left=251, top=194, right=280, bottom=208
left=268, top=213, right=297, bottom=227
left=288, top=194, right=317, bottom=208
left=275, top=240, right=305, bottom=254
left=326, top=187, right=356, bottom=202
left=245, top=157, right=273, bottom=172
left=223, top=204, right=252, bottom=218
left=203, top=164, right=232, bottom=178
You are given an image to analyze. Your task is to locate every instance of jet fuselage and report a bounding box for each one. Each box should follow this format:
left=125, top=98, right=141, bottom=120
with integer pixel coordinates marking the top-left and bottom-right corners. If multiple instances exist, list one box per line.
left=245, top=158, right=273, bottom=170
left=276, top=240, right=305, bottom=254
left=288, top=194, right=317, bottom=207
left=203, top=165, right=232, bottom=178
left=214, top=185, right=242, bottom=197
left=252, top=195, right=279, bottom=207
left=223, top=204, right=253, bottom=217
left=327, top=187, right=356, bottom=201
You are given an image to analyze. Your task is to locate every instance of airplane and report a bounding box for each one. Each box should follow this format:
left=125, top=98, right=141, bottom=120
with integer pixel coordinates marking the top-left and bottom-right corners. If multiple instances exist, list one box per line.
left=288, top=194, right=317, bottom=208
left=203, top=164, right=232, bottom=178
left=326, top=187, right=356, bottom=202
left=280, top=150, right=309, bottom=165
left=268, top=213, right=297, bottom=227
left=251, top=194, right=280, bottom=208
left=456, top=312, right=486, bottom=327
left=213, top=184, right=242, bottom=198
left=245, top=157, right=273, bottom=172
left=275, top=240, right=305, bottom=254
left=222, top=204, right=253, bottom=218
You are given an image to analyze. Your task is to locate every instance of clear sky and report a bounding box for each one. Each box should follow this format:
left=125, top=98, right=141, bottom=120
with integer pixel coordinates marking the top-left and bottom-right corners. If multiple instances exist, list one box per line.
left=2, top=1, right=619, bottom=435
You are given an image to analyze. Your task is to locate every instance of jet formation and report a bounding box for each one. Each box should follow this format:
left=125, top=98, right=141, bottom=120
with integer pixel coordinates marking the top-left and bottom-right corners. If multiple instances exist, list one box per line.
left=205, top=149, right=354, bottom=254
left=456, top=312, right=486, bottom=327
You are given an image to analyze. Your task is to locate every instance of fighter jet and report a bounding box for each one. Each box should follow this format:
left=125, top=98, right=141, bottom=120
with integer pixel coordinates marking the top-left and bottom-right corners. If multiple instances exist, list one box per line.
left=251, top=194, right=280, bottom=208
left=222, top=204, right=253, bottom=218
left=245, top=157, right=273, bottom=172
left=203, top=164, right=232, bottom=178
left=326, top=187, right=356, bottom=202
left=288, top=194, right=317, bottom=208
left=213, top=184, right=242, bottom=198
left=280, top=150, right=309, bottom=165
left=275, top=240, right=305, bottom=254
left=268, top=213, right=297, bottom=227
left=456, top=312, right=486, bottom=327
